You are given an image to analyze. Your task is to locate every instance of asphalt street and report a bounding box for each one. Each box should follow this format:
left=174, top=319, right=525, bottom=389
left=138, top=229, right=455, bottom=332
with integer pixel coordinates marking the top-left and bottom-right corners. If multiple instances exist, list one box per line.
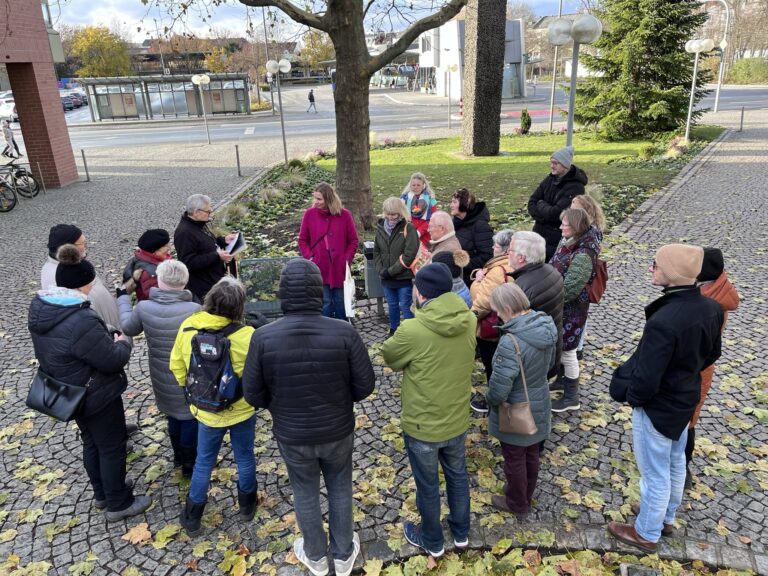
left=10, top=84, right=768, bottom=150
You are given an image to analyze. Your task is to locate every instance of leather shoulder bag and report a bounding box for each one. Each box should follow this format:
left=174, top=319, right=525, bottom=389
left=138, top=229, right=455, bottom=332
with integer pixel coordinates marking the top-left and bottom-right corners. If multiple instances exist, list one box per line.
left=26, top=368, right=88, bottom=422
left=498, top=334, right=538, bottom=436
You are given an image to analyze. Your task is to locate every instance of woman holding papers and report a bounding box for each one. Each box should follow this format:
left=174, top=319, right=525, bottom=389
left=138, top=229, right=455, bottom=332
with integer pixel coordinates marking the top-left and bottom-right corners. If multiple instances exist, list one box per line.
left=174, top=194, right=239, bottom=302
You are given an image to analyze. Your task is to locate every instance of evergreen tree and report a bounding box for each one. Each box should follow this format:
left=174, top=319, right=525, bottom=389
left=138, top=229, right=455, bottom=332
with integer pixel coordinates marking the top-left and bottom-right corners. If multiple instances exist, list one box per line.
left=574, top=0, right=711, bottom=140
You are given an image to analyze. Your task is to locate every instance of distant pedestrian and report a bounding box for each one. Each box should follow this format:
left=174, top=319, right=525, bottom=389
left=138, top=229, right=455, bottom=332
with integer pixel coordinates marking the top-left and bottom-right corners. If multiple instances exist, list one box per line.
left=527, top=146, right=588, bottom=261
left=2, top=119, right=20, bottom=159
left=608, top=244, right=722, bottom=553
left=686, top=248, right=739, bottom=487
left=171, top=277, right=256, bottom=536
left=307, top=89, right=317, bottom=113
left=116, top=260, right=201, bottom=478
left=382, top=263, right=477, bottom=559
left=298, top=182, right=358, bottom=320
left=242, top=259, right=375, bottom=576
left=374, top=197, right=420, bottom=336
left=173, top=194, right=238, bottom=302
left=485, top=283, right=557, bottom=516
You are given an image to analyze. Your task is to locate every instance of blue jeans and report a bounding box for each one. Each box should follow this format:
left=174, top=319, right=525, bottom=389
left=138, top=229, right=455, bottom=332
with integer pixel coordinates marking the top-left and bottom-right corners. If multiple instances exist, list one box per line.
left=278, top=434, right=354, bottom=561
left=404, top=432, right=470, bottom=551
left=188, top=415, right=257, bottom=504
left=383, top=284, right=414, bottom=329
left=633, top=408, right=687, bottom=542
left=322, top=285, right=347, bottom=320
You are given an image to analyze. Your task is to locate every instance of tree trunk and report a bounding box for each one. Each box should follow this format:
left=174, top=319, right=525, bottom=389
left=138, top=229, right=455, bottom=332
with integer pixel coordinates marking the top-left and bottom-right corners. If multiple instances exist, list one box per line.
left=461, top=0, right=506, bottom=156
left=328, top=5, right=375, bottom=231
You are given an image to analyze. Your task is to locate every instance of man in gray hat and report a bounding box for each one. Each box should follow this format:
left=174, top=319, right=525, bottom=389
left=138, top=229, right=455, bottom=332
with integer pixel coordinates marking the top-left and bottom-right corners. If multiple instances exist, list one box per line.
left=527, top=146, right=588, bottom=261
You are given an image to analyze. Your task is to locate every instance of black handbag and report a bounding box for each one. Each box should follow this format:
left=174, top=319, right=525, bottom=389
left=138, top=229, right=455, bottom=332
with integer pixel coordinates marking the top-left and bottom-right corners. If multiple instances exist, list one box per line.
left=26, top=369, right=88, bottom=422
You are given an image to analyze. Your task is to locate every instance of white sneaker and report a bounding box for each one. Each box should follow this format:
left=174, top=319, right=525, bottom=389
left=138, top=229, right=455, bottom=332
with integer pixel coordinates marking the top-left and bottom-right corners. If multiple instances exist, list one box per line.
left=333, top=533, right=360, bottom=576
left=293, top=538, right=329, bottom=576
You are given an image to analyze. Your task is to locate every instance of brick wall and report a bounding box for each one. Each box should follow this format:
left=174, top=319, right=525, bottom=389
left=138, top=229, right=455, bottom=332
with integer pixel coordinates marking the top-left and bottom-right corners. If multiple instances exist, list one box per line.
left=0, top=0, right=78, bottom=187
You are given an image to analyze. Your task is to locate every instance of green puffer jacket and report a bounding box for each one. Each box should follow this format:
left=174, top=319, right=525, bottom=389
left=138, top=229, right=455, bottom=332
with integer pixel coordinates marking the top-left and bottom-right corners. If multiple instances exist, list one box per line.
left=373, top=218, right=420, bottom=282
left=486, top=311, right=557, bottom=446
left=382, top=292, right=477, bottom=442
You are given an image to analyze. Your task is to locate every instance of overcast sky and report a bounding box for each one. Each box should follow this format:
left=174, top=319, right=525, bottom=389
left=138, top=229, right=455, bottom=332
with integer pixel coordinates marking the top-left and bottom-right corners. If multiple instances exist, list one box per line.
left=49, top=0, right=575, bottom=43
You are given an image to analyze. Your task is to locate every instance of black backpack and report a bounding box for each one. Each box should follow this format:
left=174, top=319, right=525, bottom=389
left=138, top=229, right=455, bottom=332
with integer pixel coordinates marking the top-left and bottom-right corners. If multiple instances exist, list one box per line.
left=184, top=323, right=243, bottom=413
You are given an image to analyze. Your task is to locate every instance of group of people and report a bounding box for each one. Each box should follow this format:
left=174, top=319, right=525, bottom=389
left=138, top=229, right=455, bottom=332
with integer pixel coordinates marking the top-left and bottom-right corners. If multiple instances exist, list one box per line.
left=25, top=143, right=739, bottom=572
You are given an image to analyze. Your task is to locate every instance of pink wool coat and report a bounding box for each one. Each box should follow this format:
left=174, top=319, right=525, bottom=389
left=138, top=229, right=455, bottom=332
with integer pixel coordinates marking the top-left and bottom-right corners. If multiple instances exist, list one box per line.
left=298, top=207, right=359, bottom=288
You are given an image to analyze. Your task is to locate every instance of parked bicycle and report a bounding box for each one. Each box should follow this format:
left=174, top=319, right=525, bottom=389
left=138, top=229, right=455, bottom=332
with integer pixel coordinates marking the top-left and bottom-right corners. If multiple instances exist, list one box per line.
left=0, top=181, right=17, bottom=212
left=0, top=158, right=40, bottom=198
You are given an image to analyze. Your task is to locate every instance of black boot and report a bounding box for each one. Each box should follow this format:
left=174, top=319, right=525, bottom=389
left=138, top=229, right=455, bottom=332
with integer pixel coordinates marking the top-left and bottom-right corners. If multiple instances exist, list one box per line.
left=549, top=364, right=565, bottom=391
left=180, top=445, right=196, bottom=479
left=551, top=377, right=580, bottom=412
left=180, top=498, right=206, bottom=536
left=237, top=488, right=258, bottom=521
left=169, top=431, right=182, bottom=468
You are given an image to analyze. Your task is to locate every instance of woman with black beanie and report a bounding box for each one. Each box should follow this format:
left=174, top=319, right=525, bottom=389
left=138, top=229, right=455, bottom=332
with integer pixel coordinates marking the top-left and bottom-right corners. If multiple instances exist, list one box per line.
left=28, top=245, right=151, bottom=521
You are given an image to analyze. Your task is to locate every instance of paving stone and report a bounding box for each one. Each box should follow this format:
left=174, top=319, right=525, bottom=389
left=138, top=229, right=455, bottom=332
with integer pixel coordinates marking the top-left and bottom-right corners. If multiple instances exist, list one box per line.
left=684, top=540, right=719, bottom=567
left=719, top=545, right=756, bottom=571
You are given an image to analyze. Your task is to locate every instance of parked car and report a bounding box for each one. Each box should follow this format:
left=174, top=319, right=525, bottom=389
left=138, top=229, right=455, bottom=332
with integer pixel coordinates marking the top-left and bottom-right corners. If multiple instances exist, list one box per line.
left=61, top=96, right=74, bottom=111
left=0, top=97, right=18, bottom=122
left=71, top=90, right=88, bottom=106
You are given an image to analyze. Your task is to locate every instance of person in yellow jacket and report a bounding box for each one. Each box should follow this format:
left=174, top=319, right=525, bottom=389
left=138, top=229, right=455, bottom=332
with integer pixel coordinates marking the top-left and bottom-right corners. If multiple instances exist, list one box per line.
left=170, top=277, right=256, bottom=536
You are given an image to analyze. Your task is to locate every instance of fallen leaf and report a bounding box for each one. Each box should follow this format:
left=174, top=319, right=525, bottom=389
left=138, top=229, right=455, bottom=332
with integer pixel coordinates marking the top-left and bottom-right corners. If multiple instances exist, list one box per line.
left=122, top=523, right=152, bottom=546
left=186, top=559, right=199, bottom=571
left=523, top=549, right=541, bottom=567
left=738, top=535, right=751, bottom=545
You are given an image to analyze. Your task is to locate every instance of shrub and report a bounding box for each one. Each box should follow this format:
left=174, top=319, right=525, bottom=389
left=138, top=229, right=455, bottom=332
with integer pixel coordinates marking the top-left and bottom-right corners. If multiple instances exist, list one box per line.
left=259, top=83, right=271, bottom=92
left=219, top=203, right=248, bottom=225
left=383, top=137, right=396, bottom=146
left=287, top=158, right=304, bottom=169
left=250, top=100, right=272, bottom=112
left=726, top=58, right=768, bottom=85
left=369, top=131, right=378, bottom=148
left=520, top=108, right=532, bottom=134
left=259, top=186, right=285, bottom=202
left=638, top=144, right=657, bottom=160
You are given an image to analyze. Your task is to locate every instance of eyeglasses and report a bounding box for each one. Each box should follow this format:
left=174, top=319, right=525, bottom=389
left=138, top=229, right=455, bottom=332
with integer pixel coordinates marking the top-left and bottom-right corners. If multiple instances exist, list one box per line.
left=197, top=208, right=213, bottom=215
left=650, top=261, right=658, bottom=271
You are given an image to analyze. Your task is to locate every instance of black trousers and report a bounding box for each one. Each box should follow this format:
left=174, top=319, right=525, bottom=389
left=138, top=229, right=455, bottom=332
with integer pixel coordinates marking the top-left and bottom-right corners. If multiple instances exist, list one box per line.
left=75, top=396, right=133, bottom=511
left=477, top=338, right=499, bottom=381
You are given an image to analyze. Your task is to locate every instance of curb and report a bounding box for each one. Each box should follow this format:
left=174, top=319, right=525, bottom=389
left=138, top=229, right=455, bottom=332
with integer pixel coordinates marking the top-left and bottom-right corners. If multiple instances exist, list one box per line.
left=381, top=93, right=547, bottom=109
left=66, top=110, right=275, bottom=131
left=612, top=128, right=732, bottom=237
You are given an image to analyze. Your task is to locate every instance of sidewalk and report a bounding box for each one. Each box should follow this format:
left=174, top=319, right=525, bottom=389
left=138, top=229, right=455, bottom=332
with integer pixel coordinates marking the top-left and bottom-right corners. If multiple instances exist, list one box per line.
left=0, top=109, right=765, bottom=574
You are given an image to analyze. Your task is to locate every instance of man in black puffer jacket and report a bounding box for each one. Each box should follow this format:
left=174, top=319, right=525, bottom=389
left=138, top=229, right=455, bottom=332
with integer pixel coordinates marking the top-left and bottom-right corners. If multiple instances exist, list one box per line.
left=242, top=258, right=375, bottom=576
left=527, top=146, right=588, bottom=261
left=508, top=231, right=564, bottom=378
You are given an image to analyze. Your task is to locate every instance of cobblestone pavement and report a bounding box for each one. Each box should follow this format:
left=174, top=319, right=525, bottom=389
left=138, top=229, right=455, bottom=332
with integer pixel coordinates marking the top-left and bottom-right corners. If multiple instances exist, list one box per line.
left=0, top=111, right=766, bottom=575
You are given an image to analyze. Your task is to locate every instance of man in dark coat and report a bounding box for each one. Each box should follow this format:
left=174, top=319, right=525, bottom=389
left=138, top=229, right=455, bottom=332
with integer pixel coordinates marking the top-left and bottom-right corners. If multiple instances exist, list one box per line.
left=508, top=231, right=564, bottom=378
left=242, top=258, right=375, bottom=576
left=607, top=244, right=722, bottom=554
left=173, top=194, right=236, bottom=301
left=527, top=146, right=588, bottom=261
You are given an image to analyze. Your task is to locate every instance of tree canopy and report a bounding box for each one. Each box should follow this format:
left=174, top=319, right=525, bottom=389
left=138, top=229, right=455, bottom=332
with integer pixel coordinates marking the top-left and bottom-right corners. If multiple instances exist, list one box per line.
left=70, top=26, right=132, bottom=77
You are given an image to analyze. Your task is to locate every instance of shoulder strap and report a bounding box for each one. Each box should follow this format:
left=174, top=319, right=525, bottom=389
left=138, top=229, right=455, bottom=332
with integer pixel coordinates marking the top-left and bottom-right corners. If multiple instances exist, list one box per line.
left=507, top=334, right=530, bottom=403
left=183, top=322, right=243, bottom=336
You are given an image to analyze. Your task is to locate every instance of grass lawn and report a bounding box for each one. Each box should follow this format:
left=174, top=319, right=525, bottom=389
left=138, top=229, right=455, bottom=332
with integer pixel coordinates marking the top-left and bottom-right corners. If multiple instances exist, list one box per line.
left=317, top=126, right=722, bottom=231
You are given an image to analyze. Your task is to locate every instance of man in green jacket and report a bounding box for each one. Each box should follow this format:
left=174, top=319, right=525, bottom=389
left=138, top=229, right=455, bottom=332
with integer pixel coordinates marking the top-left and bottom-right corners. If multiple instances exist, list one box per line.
left=382, top=263, right=477, bottom=559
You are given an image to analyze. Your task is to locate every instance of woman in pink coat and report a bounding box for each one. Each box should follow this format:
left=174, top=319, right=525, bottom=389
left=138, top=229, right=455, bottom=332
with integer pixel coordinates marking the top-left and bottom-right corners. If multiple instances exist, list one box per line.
left=298, top=182, right=359, bottom=319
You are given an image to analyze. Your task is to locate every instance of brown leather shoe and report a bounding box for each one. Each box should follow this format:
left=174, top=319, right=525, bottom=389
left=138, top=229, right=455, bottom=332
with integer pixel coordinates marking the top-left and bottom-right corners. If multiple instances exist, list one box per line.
left=607, top=521, right=658, bottom=553
left=630, top=503, right=674, bottom=536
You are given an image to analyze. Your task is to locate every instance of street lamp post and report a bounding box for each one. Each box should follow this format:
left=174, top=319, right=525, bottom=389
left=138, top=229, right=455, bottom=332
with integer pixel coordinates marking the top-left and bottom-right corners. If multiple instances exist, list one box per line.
left=548, top=14, right=602, bottom=147
left=684, top=38, right=715, bottom=141
left=266, top=58, right=292, bottom=166
left=191, top=74, right=211, bottom=144
left=702, top=0, right=730, bottom=113
left=447, top=63, right=458, bottom=129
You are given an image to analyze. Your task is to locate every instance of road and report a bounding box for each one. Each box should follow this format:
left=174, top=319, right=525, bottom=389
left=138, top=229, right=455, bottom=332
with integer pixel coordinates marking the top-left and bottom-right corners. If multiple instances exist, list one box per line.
left=15, top=84, right=768, bottom=150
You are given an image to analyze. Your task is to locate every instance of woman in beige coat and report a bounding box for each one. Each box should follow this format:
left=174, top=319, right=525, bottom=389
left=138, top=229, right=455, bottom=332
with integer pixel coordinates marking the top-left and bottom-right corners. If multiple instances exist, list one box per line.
left=469, top=229, right=514, bottom=413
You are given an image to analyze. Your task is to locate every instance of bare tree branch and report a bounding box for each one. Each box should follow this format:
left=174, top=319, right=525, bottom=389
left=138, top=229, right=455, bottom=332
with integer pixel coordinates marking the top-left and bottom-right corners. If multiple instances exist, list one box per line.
left=239, top=0, right=328, bottom=32
left=367, top=0, right=467, bottom=74
left=363, top=0, right=377, bottom=19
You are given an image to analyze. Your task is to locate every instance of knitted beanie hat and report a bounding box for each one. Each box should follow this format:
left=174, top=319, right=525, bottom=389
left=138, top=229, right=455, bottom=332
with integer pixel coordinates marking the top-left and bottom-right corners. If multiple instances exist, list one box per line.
left=655, top=244, right=704, bottom=286
left=698, top=247, right=724, bottom=282
left=551, top=146, right=574, bottom=169
left=55, top=244, right=96, bottom=289
left=414, top=263, right=453, bottom=300
left=47, top=224, right=83, bottom=257
left=138, top=229, right=170, bottom=253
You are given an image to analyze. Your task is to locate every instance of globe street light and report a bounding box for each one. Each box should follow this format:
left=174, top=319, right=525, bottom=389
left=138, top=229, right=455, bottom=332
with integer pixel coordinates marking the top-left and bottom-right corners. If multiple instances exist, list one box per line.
left=191, top=74, right=211, bottom=145
left=684, top=38, right=715, bottom=141
left=548, top=14, right=602, bottom=147
left=266, top=58, right=292, bottom=166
